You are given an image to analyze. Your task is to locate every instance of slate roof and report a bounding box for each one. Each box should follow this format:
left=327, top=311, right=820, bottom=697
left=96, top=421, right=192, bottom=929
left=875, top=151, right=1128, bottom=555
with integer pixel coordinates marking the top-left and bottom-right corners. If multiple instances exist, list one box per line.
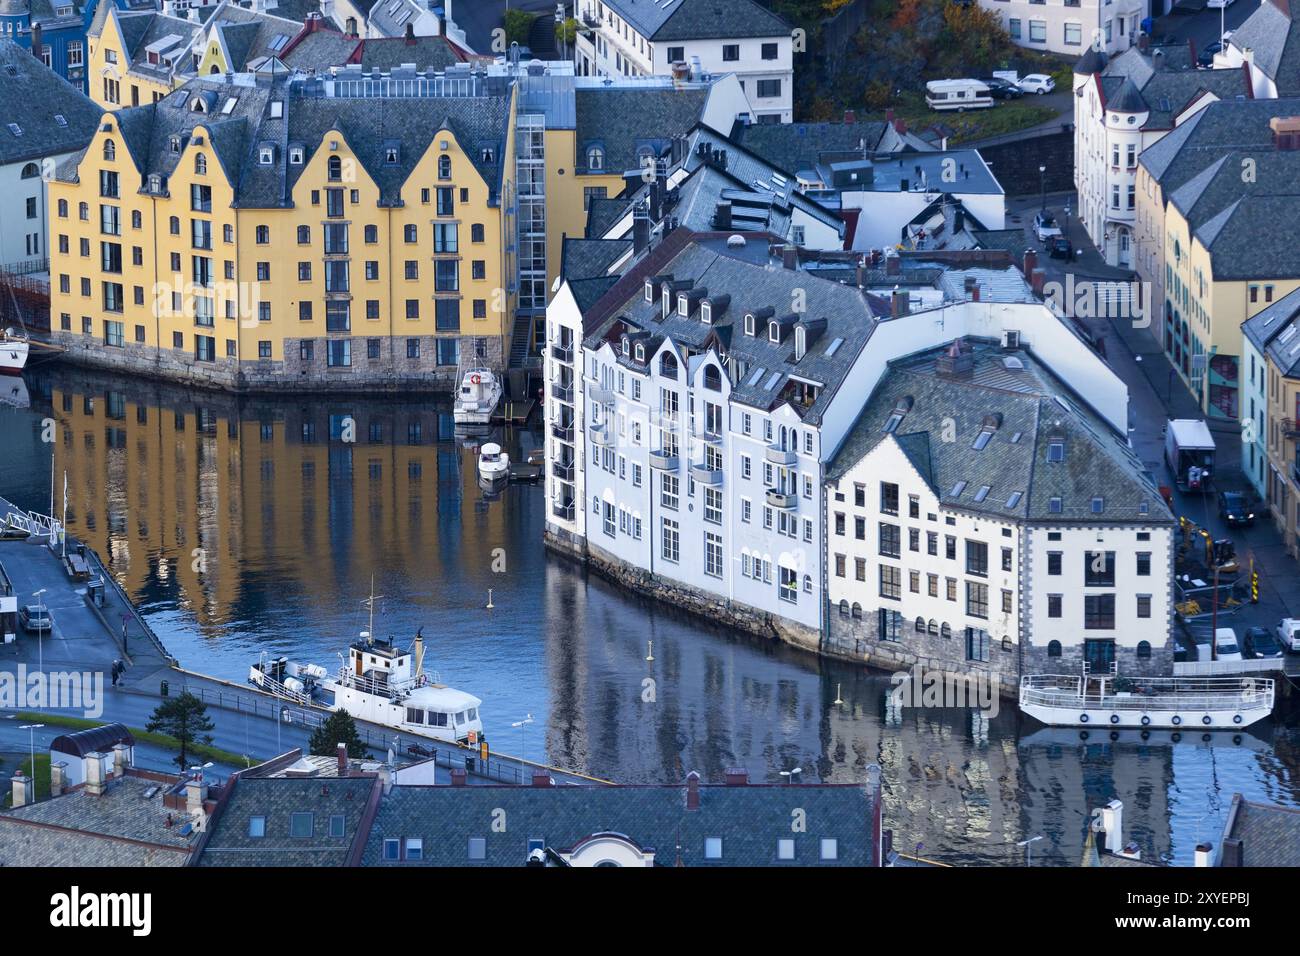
left=281, top=24, right=360, bottom=71
left=828, top=338, right=1172, bottom=524
left=361, top=778, right=879, bottom=866
left=0, top=772, right=199, bottom=867
left=562, top=236, right=633, bottom=281
left=1096, top=43, right=1250, bottom=130
left=599, top=0, right=789, bottom=42
left=1228, top=0, right=1300, bottom=95
left=574, top=86, right=710, bottom=173
left=61, top=71, right=512, bottom=208
left=583, top=233, right=878, bottom=425
left=1243, top=286, right=1300, bottom=377
left=0, top=40, right=103, bottom=167
left=586, top=195, right=631, bottom=238
left=195, top=773, right=380, bottom=866
left=354, top=35, right=467, bottom=72
left=1223, top=795, right=1300, bottom=866
left=733, top=119, right=891, bottom=179
left=207, top=3, right=305, bottom=72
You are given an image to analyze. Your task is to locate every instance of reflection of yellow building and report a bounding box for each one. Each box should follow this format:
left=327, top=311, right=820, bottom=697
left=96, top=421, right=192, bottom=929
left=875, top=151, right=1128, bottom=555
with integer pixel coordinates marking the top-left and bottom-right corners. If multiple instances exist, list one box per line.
left=46, top=369, right=505, bottom=630
left=49, top=63, right=516, bottom=389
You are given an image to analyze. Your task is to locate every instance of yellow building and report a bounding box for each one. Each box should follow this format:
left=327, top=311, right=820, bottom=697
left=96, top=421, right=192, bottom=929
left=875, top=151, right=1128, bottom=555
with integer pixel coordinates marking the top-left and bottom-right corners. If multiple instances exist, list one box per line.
left=1157, top=148, right=1300, bottom=421
left=87, top=4, right=202, bottom=110
left=48, top=62, right=517, bottom=389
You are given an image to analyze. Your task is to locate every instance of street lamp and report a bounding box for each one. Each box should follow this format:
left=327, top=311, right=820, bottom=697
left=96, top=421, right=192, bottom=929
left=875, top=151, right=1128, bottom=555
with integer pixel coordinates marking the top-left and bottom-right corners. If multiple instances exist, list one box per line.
left=19, top=723, right=44, bottom=800
left=1017, top=834, right=1044, bottom=866
left=1039, top=165, right=1047, bottom=212
left=779, top=767, right=803, bottom=785
left=32, top=588, right=46, bottom=678
left=511, top=714, right=534, bottom=766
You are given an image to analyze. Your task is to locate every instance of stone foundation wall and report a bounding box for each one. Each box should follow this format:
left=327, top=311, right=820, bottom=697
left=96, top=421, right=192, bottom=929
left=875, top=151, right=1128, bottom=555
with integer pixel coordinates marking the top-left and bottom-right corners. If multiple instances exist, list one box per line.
left=45, top=331, right=507, bottom=394
left=1022, top=640, right=1175, bottom=681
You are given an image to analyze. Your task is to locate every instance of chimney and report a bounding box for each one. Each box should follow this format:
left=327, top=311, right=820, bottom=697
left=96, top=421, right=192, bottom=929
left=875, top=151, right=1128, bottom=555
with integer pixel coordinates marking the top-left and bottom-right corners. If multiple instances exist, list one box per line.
left=1030, top=268, right=1046, bottom=298
left=936, top=338, right=973, bottom=376
left=648, top=180, right=662, bottom=221
left=531, top=772, right=555, bottom=788
left=963, top=275, right=977, bottom=295
left=1221, top=837, right=1243, bottom=867
left=782, top=244, right=798, bottom=269
left=450, top=768, right=468, bottom=787
left=843, top=109, right=856, bottom=124
left=31, top=23, right=42, bottom=64
left=891, top=288, right=909, bottom=318
left=632, top=207, right=651, bottom=254
left=685, top=770, right=700, bottom=810
left=713, top=200, right=732, bottom=230
left=971, top=283, right=980, bottom=303
left=405, top=22, right=415, bottom=43
left=10, top=770, right=29, bottom=808
left=112, top=743, right=129, bottom=777
left=50, top=761, right=67, bottom=798
left=336, top=742, right=348, bottom=775
left=1194, top=843, right=1214, bottom=867
left=186, top=775, right=208, bottom=816
left=381, top=764, right=393, bottom=795
left=885, top=252, right=901, bottom=276
left=1022, top=248, right=1038, bottom=276
left=84, top=752, right=107, bottom=797
left=724, top=767, right=749, bottom=786
left=1270, top=116, right=1300, bottom=150
left=855, top=261, right=868, bottom=288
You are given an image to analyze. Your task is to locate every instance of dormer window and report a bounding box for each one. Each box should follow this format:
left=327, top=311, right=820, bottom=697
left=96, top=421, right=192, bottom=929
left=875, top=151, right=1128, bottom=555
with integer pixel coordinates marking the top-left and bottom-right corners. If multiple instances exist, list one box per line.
left=169, top=136, right=181, bottom=154
left=884, top=396, right=913, bottom=433
left=1048, top=439, right=1065, bottom=462
left=259, top=146, right=274, bottom=165
left=481, top=147, right=495, bottom=163
left=644, top=279, right=654, bottom=302
left=587, top=146, right=604, bottom=171
left=289, top=147, right=304, bottom=164
left=972, top=415, right=1001, bottom=450
left=769, top=322, right=780, bottom=343
left=701, top=301, right=712, bottom=324
left=635, top=343, right=645, bottom=362
left=661, top=286, right=671, bottom=319
left=794, top=326, right=806, bottom=360
left=744, top=313, right=755, bottom=336
left=677, top=294, right=689, bottom=317
left=622, top=337, right=629, bottom=356
left=387, top=147, right=401, bottom=166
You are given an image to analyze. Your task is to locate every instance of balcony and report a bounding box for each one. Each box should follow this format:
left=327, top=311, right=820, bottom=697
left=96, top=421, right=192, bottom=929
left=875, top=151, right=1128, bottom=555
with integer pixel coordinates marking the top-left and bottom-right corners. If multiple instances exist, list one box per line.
left=550, top=343, right=573, bottom=362
left=591, top=424, right=614, bottom=447
left=552, top=461, right=576, bottom=481
left=551, top=423, right=575, bottom=443
left=1282, top=418, right=1300, bottom=441
left=695, top=429, right=724, bottom=446
left=765, top=444, right=797, bottom=465
left=589, top=383, right=615, bottom=403
left=649, top=449, right=679, bottom=470
left=766, top=488, right=797, bottom=509
left=690, top=463, right=723, bottom=485
left=552, top=500, right=576, bottom=521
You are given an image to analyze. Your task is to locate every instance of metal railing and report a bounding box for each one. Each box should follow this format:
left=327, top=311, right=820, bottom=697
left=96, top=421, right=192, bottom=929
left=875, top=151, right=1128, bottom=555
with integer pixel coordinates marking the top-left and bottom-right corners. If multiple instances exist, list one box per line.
left=1020, top=674, right=1274, bottom=713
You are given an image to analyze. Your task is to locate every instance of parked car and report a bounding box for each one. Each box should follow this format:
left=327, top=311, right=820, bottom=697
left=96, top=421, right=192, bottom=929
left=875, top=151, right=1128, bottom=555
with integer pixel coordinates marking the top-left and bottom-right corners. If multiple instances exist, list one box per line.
left=1018, top=74, right=1056, bottom=95
left=1243, top=627, right=1283, bottom=659
left=1213, top=628, right=1243, bottom=662
left=1277, top=618, right=1300, bottom=652
left=1207, top=0, right=1234, bottom=8
left=1048, top=235, right=1074, bottom=260
left=1033, top=211, right=1062, bottom=242
left=1198, top=41, right=1224, bottom=67
left=983, top=76, right=1023, bottom=99
left=1217, top=489, right=1255, bottom=526
left=19, top=604, right=51, bottom=634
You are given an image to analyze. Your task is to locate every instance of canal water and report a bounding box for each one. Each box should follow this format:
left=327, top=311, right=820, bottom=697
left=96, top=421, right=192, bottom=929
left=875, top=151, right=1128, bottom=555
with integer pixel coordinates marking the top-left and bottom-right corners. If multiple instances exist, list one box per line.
left=1, top=363, right=1297, bottom=866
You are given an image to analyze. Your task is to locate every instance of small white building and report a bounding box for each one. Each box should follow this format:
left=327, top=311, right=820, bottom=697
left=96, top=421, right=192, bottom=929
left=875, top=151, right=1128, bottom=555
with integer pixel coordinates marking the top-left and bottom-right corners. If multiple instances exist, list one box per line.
left=574, top=0, right=794, bottom=124
left=0, top=40, right=101, bottom=274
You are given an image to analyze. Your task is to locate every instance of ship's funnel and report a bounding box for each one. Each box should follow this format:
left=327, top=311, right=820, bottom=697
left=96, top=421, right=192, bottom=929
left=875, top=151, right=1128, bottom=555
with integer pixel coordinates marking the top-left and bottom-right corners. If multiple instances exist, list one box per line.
left=413, top=629, right=425, bottom=678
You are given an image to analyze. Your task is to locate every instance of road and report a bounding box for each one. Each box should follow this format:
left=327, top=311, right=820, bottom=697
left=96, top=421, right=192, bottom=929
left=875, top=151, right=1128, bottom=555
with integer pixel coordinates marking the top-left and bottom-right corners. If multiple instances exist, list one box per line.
left=1006, top=192, right=1300, bottom=650
left=1154, top=0, right=1259, bottom=51
left=451, top=0, right=563, bottom=55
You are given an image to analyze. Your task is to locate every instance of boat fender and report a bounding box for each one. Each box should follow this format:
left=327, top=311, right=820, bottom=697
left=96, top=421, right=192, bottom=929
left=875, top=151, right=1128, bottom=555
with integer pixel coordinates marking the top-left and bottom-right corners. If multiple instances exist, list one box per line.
left=1140, top=715, right=1151, bottom=726
left=1109, top=714, right=1120, bottom=725
left=1232, top=714, right=1243, bottom=725
left=1202, top=715, right=1213, bottom=726
left=1079, top=713, right=1089, bottom=723
left=1171, top=715, right=1182, bottom=726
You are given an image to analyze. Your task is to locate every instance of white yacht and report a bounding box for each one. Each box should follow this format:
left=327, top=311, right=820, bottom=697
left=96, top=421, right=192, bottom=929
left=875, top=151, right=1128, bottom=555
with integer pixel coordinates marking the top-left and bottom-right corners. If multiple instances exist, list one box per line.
left=478, top=442, right=510, bottom=482
left=1, top=329, right=29, bottom=376
left=453, top=367, right=503, bottom=426
left=1020, top=667, right=1274, bottom=730
left=249, top=630, right=484, bottom=745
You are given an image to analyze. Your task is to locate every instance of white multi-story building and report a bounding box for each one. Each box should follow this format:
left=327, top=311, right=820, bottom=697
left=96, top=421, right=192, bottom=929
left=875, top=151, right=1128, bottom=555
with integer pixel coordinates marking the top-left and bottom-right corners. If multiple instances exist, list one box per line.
left=1073, top=40, right=1249, bottom=268
left=983, top=0, right=1143, bottom=57
left=574, top=0, right=793, bottom=124
left=824, top=338, right=1176, bottom=686
left=544, top=225, right=1158, bottom=676
left=0, top=40, right=101, bottom=273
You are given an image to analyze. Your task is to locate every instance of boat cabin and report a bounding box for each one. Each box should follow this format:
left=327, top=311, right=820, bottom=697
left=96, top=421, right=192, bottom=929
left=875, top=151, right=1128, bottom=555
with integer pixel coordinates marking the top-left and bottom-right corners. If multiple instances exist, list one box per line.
left=348, top=636, right=416, bottom=693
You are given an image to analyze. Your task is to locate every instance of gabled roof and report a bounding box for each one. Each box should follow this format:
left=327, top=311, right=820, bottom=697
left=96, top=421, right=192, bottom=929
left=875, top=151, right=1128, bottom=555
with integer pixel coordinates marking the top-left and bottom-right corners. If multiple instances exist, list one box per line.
left=732, top=119, right=891, bottom=178
left=0, top=40, right=103, bottom=167
left=599, top=0, right=789, bottom=42
left=1098, top=43, right=1249, bottom=130
left=1229, top=0, right=1300, bottom=95
left=574, top=85, right=710, bottom=172
left=1242, top=286, right=1300, bottom=376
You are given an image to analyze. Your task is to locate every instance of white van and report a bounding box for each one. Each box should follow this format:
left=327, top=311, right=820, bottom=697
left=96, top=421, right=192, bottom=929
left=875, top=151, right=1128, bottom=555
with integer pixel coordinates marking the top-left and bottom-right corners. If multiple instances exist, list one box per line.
left=926, top=79, right=994, bottom=112
left=1213, top=628, right=1243, bottom=662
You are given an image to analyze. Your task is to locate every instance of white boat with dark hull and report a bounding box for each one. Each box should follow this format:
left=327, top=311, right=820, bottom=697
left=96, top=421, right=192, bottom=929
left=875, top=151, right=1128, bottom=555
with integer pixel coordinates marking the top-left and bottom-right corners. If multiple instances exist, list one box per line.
left=1, top=328, right=29, bottom=376
left=249, top=630, right=484, bottom=744
left=478, top=441, right=509, bottom=483
left=453, top=367, right=503, bottom=427
left=1020, top=669, right=1274, bottom=730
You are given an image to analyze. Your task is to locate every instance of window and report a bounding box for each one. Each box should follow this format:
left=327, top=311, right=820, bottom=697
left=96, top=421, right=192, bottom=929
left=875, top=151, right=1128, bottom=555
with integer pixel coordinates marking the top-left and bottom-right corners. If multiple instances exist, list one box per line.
left=1084, top=551, right=1115, bottom=587
left=1084, top=593, right=1116, bottom=630
left=248, top=816, right=266, bottom=838
left=1047, top=552, right=1062, bottom=576
left=704, top=837, right=723, bottom=859
left=329, top=815, right=345, bottom=838
left=880, top=482, right=899, bottom=515
left=289, top=813, right=313, bottom=838
left=1029, top=19, right=1046, bottom=42
left=1048, top=594, right=1062, bottom=618
left=662, top=518, right=679, bottom=562
left=468, top=837, right=486, bottom=861
left=756, top=79, right=782, bottom=99
left=722, top=44, right=740, bottom=61
left=1137, top=595, right=1152, bottom=619
left=879, top=565, right=901, bottom=601
left=1136, top=552, right=1151, bottom=576
left=965, top=541, right=988, bottom=577
left=1064, top=22, right=1082, bottom=45
left=966, top=627, right=990, bottom=663
left=879, top=523, right=900, bottom=558
left=780, top=566, right=799, bottom=603
left=1009, top=17, right=1021, bottom=39
left=761, top=42, right=779, bottom=60
left=966, top=581, right=988, bottom=619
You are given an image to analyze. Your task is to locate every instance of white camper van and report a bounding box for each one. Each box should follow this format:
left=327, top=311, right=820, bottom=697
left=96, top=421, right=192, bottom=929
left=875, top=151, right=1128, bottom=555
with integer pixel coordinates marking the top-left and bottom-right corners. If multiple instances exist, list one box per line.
left=926, top=79, right=994, bottom=112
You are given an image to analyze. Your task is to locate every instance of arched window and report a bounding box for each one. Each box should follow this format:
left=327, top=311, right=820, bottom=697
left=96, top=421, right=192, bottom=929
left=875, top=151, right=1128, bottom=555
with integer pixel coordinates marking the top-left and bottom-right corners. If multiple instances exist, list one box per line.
left=438, top=155, right=451, bottom=180
left=297, top=225, right=310, bottom=244
left=659, top=353, right=678, bottom=379
left=587, top=146, right=604, bottom=170
left=103, top=140, right=115, bottom=161
left=78, top=201, right=89, bottom=220
left=195, top=154, right=207, bottom=175
left=327, top=155, right=342, bottom=182
left=210, top=64, right=220, bottom=74
left=851, top=603, right=862, bottom=620
left=839, top=599, right=849, bottom=617
left=1136, top=641, right=1151, bottom=660
left=940, top=623, right=952, bottom=639
left=20, top=162, right=39, bottom=179
left=57, top=198, right=68, bottom=218
left=1048, top=640, right=1062, bottom=658
left=703, top=365, right=721, bottom=391
left=1002, top=636, right=1012, bottom=652
left=169, top=216, right=180, bottom=235
left=927, top=619, right=937, bottom=636
left=802, top=575, right=812, bottom=593
left=914, top=616, right=925, bottom=633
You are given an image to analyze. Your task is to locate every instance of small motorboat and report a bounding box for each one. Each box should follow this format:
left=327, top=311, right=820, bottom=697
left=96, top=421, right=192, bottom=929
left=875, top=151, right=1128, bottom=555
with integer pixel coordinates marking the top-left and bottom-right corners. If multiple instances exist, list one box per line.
left=478, top=442, right=510, bottom=482
left=454, top=367, right=503, bottom=427
left=1, top=328, right=29, bottom=377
